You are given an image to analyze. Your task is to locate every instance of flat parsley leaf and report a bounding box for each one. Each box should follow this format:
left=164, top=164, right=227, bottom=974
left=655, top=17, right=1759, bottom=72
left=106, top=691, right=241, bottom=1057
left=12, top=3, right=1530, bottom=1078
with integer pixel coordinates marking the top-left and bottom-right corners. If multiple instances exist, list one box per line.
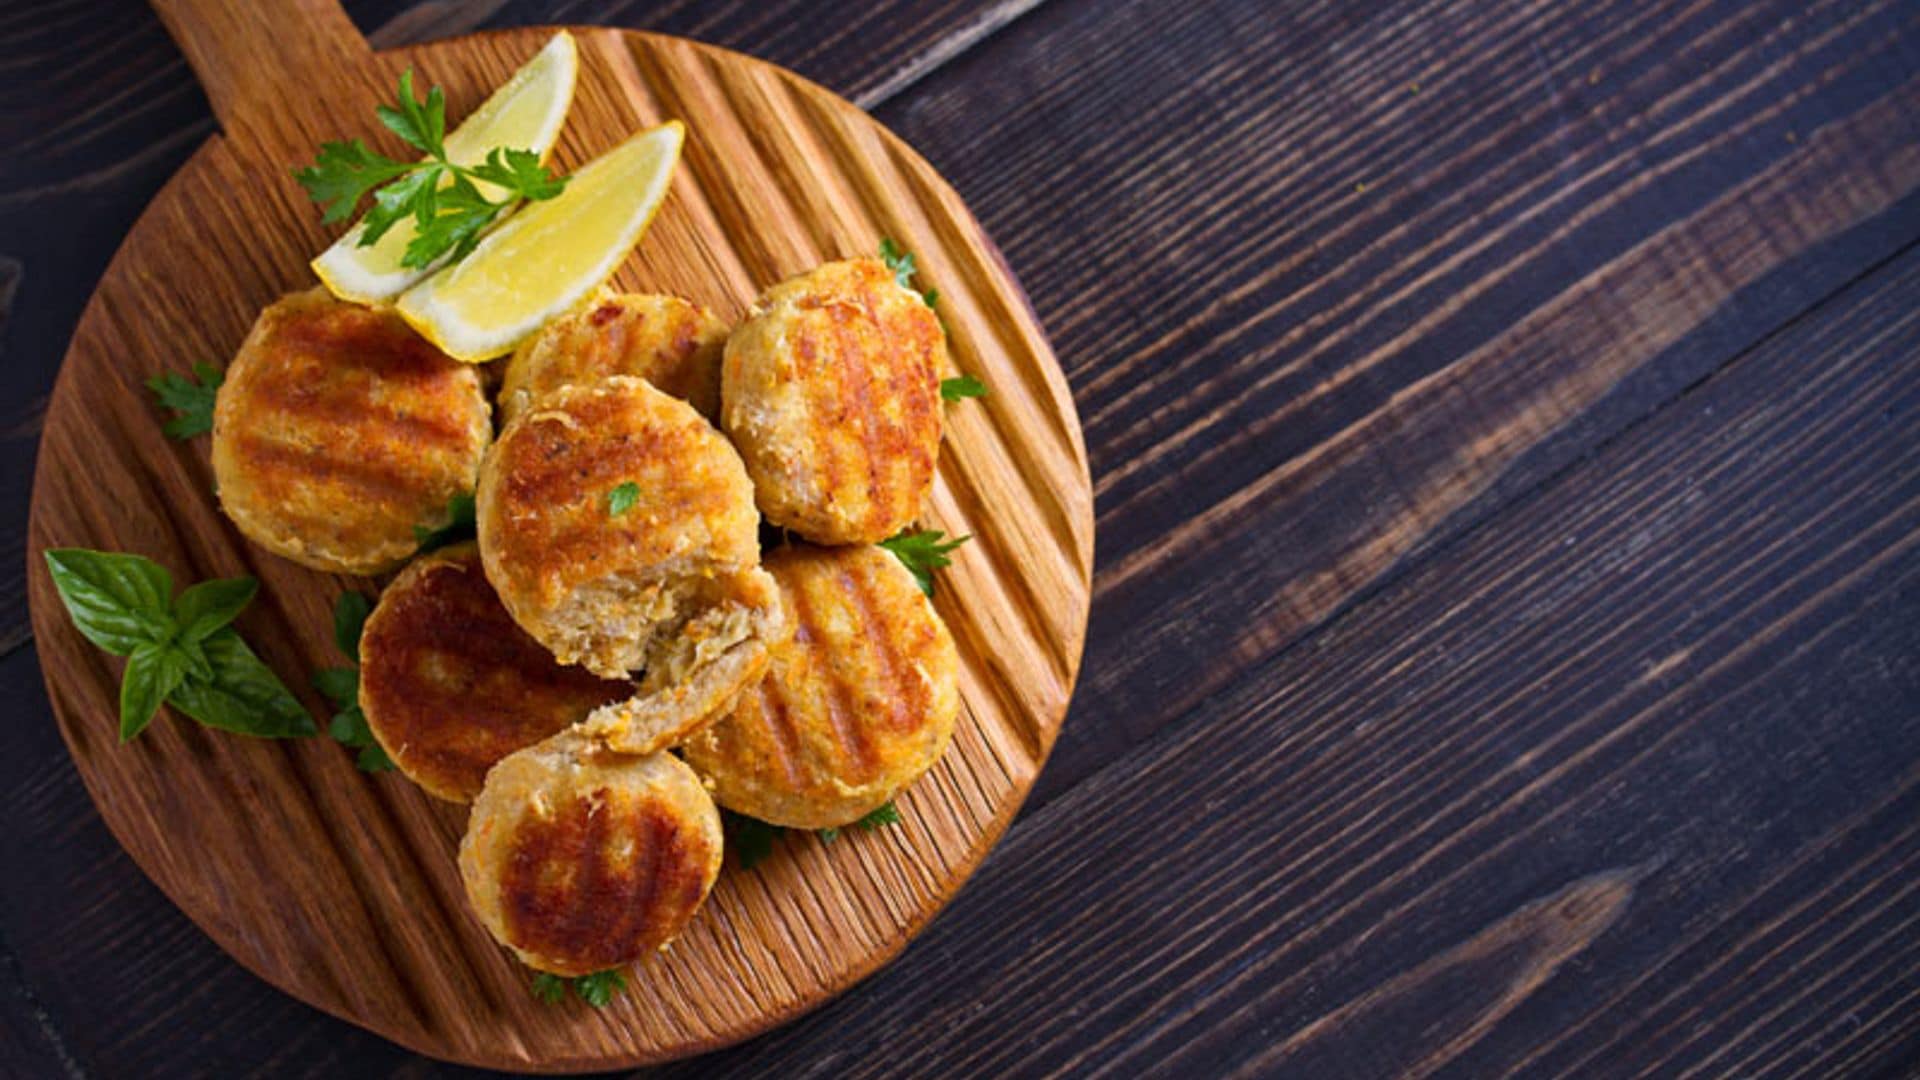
left=877, top=529, right=970, bottom=597
left=530, top=972, right=568, bottom=1005
left=333, top=591, right=373, bottom=659
left=293, top=140, right=413, bottom=225
left=296, top=69, right=569, bottom=272
left=529, top=969, right=627, bottom=1008
left=470, top=147, right=566, bottom=200
left=375, top=70, right=446, bottom=157
left=402, top=174, right=500, bottom=269
left=317, top=593, right=395, bottom=772
left=573, top=969, right=628, bottom=1008
left=853, top=801, right=902, bottom=830
left=723, top=810, right=783, bottom=871
left=146, top=362, right=223, bottom=440
left=880, top=237, right=941, bottom=315
left=940, top=375, right=988, bottom=401
left=414, top=491, right=477, bottom=552
left=821, top=800, right=904, bottom=844
left=607, top=482, right=641, bottom=517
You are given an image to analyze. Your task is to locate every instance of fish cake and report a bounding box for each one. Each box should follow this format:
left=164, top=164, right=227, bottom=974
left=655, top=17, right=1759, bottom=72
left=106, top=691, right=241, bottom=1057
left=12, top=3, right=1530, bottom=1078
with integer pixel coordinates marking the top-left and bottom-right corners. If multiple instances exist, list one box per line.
left=356, top=543, right=633, bottom=802
left=477, top=376, right=783, bottom=754
left=459, top=730, right=722, bottom=976
left=720, top=258, right=947, bottom=545
left=212, top=288, right=490, bottom=575
left=498, top=293, right=727, bottom=426
left=681, top=544, right=960, bottom=829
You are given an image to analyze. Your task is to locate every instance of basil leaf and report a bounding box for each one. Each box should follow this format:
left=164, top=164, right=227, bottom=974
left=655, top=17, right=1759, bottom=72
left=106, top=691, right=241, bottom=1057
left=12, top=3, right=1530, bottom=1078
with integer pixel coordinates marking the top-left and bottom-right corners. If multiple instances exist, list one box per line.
left=332, top=592, right=373, bottom=659
left=120, top=641, right=189, bottom=742
left=175, top=576, right=258, bottom=643
left=166, top=630, right=317, bottom=738
left=43, top=549, right=174, bottom=655
left=175, top=635, right=214, bottom=682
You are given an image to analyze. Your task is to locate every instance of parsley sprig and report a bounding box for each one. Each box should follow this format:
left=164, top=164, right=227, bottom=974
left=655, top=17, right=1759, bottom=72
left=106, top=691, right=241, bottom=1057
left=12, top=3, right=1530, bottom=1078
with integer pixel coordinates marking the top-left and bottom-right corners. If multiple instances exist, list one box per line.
left=941, top=374, right=987, bottom=401
left=880, top=239, right=986, bottom=401
left=880, top=237, right=939, bottom=309
left=43, top=549, right=316, bottom=742
left=725, top=804, right=904, bottom=866
left=314, top=591, right=395, bottom=773
left=413, top=491, right=476, bottom=553
left=878, top=530, right=970, bottom=597
left=146, top=363, right=223, bottom=440
left=819, top=801, right=903, bottom=844
left=294, top=70, right=569, bottom=270
left=531, top=968, right=628, bottom=1008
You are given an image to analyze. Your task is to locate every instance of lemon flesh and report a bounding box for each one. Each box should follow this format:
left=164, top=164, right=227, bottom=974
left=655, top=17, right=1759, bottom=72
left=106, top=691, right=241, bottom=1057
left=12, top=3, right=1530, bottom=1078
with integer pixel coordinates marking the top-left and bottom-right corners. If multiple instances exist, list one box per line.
left=396, top=122, right=685, bottom=363
left=312, top=31, right=578, bottom=303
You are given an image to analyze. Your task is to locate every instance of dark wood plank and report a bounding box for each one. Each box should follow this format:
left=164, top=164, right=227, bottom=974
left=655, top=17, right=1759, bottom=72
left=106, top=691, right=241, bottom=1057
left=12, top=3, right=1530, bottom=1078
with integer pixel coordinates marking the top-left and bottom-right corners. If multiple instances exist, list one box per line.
left=654, top=241, right=1920, bottom=1076
left=6, top=0, right=1920, bottom=1073
left=0, top=948, right=80, bottom=1080
left=862, top=0, right=1920, bottom=808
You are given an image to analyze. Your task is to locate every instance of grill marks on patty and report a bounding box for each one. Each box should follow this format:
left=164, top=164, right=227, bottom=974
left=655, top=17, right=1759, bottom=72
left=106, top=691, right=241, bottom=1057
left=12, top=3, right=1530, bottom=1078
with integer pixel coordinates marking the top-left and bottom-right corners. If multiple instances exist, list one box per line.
left=211, top=288, right=489, bottom=574
left=499, top=788, right=708, bottom=973
left=359, top=545, right=633, bottom=802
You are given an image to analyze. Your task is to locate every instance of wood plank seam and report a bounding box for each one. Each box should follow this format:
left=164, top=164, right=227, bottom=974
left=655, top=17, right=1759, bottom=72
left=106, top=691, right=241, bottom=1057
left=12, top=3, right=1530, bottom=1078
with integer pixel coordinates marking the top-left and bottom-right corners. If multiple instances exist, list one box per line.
left=0, top=940, right=87, bottom=1079
left=1027, top=225, right=1920, bottom=836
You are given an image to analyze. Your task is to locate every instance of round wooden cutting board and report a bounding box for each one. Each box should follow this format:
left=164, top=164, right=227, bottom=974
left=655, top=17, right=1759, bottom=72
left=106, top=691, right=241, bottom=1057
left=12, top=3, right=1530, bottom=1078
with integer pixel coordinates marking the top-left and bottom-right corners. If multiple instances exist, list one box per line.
left=23, top=0, right=1091, bottom=1070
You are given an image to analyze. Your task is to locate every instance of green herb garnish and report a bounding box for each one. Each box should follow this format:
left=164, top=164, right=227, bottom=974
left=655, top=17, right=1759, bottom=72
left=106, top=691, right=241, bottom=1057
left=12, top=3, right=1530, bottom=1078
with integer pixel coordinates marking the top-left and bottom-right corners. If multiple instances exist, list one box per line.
left=146, top=362, right=223, bottom=440
left=877, top=530, right=970, bottom=597
left=294, top=69, right=569, bottom=270
left=607, top=482, right=641, bottom=517
left=880, top=237, right=940, bottom=312
left=723, top=810, right=783, bottom=871
left=315, top=591, right=393, bottom=772
left=43, top=549, right=314, bottom=742
left=940, top=375, right=987, bottom=401
left=818, top=800, right=903, bottom=844
left=413, top=491, right=476, bottom=552
left=530, top=969, right=628, bottom=1008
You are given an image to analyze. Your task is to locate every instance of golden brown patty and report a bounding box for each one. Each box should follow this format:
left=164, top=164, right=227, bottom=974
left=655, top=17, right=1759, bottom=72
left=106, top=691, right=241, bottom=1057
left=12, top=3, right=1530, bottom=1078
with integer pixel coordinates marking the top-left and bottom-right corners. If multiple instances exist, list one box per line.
left=720, top=258, right=947, bottom=545
left=357, top=543, right=633, bottom=802
left=476, top=375, right=777, bottom=680
left=499, top=293, right=727, bottom=427
left=211, top=288, right=490, bottom=575
left=459, top=731, right=722, bottom=976
left=681, top=544, right=960, bottom=829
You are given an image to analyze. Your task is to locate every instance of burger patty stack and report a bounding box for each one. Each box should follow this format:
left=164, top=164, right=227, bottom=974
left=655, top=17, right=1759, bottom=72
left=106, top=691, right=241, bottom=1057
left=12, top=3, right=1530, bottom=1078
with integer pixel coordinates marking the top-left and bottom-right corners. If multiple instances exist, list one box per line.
left=208, top=257, right=963, bottom=979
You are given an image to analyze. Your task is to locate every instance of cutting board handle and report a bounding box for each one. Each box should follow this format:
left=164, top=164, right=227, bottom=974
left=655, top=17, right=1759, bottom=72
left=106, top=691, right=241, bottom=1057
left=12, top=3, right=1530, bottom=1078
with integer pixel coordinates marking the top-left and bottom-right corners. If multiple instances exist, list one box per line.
left=150, top=0, right=372, bottom=140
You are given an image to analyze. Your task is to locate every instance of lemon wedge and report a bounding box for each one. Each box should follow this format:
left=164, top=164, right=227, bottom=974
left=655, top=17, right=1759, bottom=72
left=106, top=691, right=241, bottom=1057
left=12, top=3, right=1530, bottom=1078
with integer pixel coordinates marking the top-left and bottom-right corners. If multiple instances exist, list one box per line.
left=395, top=121, right=685, bottom=363
left=311, top=31, right=579, bottom=303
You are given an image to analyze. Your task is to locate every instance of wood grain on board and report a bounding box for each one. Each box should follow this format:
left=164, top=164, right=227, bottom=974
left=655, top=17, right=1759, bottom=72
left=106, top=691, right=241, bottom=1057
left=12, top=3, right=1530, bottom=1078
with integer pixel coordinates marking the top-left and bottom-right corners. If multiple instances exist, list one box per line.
left=22, top=0, right=1090, bottom=1070
left=4, top=0, right=1919, bottom=1075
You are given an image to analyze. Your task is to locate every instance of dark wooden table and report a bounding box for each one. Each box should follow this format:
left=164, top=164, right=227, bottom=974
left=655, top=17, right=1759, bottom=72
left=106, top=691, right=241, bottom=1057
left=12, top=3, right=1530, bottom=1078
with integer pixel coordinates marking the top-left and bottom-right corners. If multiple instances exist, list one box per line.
left=4, top=1, right=1918, bottom=1076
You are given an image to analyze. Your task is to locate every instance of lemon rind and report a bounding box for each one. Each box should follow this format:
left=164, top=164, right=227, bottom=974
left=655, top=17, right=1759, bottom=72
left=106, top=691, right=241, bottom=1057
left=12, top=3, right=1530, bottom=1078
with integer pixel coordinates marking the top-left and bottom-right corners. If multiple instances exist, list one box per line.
left=395, top=122, right=685, bottom=364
